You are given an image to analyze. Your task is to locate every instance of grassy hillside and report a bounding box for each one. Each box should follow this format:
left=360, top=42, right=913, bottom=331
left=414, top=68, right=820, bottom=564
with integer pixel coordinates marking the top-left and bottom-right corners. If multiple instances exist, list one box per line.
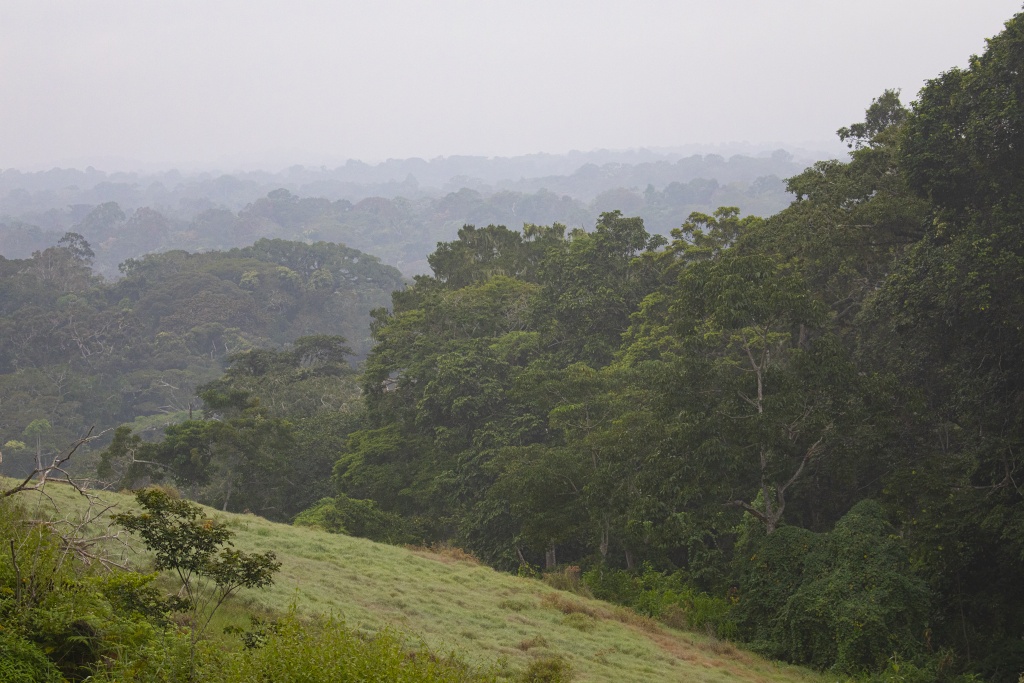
left=6, top=480, right=826, bottom=683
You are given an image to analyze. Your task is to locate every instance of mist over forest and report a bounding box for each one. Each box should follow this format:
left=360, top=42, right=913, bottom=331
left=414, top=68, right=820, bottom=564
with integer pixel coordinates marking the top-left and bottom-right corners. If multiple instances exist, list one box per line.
left=2, top=2, right=1024, bottom=682
left=0, top=147, right=811, bottom=276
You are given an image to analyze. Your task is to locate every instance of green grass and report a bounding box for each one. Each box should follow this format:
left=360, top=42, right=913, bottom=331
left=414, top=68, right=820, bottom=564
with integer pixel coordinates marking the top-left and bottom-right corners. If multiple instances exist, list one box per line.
left=4, top=480, right=829, bottom=683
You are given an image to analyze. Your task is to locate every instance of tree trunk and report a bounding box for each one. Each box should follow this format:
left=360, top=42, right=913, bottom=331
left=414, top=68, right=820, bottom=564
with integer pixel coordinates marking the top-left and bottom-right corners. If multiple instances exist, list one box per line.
left=222, top=475, right=233, bottom=512
left=545, top=543, right=557, bottom=570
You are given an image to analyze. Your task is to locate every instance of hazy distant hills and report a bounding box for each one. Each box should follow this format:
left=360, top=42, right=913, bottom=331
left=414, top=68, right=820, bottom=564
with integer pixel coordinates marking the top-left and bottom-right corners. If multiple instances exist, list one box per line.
left=0, top=147, right=830, bottom=276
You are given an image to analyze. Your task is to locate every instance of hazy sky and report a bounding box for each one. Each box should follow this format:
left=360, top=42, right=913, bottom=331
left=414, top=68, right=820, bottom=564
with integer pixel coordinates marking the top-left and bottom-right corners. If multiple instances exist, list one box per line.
left=2, top=1, right=1021, bottom=171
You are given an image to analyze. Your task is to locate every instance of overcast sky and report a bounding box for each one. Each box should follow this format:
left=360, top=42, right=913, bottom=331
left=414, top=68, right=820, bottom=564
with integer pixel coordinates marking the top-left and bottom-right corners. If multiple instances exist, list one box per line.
left=2, top=1, right=1021, bottom=171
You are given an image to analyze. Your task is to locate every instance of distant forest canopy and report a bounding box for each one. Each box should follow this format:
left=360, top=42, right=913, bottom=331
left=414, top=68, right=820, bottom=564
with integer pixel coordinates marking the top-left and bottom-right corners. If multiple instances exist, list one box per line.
left=0, top=237, right=402, bottom=491
left=0, top=148, right=808, bottom=276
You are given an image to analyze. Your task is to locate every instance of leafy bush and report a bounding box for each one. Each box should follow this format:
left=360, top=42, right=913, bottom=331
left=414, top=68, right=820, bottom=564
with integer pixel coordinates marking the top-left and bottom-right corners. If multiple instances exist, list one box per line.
left=540, top=566, right=590, bottom=596
left=293, top=494, right=413, bottom=544
left=862, top=652, right=983, bottom=683
left=0, top=629, right=65, bottom=683
left=519, top=655, right=572, bottom=683
left=206, top=612, right=490, bottom=682
left=581, top=565, right=640, bottom=605
left=581, top=564, right=735, bottom=638
left=561, top=612, right=597, bottom=632
left=113, top=487, right=280, bottom=680
left=736, top=500, right=929, bottom=672
left=539, top=592, right=602, bottom=619
left=0, top=497, right=172, bottom=681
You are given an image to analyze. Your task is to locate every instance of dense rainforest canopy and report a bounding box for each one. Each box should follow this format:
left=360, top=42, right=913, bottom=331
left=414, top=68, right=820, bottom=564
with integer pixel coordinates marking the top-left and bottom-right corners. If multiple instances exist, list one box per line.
left=0, top=238, right=403, bottom=512
left=3, top=9, right=1024, bottom=682
left=304, top=14, right=1024, bottom=678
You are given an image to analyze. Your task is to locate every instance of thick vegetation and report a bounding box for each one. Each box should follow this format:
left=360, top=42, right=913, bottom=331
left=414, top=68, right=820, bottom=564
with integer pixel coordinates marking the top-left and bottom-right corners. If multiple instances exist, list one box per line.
left=0, top=238, right=401, bottom=511
left=3, top=9, right=1024, bottom=682
left=302, top=13, right=1021, bottom=680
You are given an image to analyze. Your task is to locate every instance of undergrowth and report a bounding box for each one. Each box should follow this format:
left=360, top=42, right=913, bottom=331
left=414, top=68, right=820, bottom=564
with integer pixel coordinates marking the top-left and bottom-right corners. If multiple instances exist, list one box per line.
left=581, top=564, right=736, bottom=638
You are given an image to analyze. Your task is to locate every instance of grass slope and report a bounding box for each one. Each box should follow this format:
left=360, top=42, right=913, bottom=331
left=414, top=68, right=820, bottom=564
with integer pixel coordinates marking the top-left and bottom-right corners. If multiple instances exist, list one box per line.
left=6, top=480, right=826, bottom=683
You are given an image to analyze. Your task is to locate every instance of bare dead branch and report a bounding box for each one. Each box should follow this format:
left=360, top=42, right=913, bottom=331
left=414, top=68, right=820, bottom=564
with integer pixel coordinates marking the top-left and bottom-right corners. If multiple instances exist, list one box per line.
left=1, top=427, right=97, bottom=499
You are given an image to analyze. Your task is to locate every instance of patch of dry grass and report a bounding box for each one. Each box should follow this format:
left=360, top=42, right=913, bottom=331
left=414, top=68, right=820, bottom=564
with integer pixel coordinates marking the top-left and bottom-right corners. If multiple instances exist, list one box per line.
left=406, top=542, right=482, bottom=566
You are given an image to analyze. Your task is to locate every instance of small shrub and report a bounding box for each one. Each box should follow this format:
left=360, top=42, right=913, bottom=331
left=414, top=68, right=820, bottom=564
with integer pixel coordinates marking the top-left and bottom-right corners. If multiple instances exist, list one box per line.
left=541, top=566, right=590, bottom=597
left=561, top=612, right=597, bottom=632
left=582, top=566, right=640, bottom=605
left=224, top=615, right=280, bottom=650
left=863, top=651, right=983, bottom=683
left=113, top=487, right=281, bottom=677
left=659, top=603, right=688, bottom=630
left=211, top=612, right=489, bottom=682
left=294, top=495, right=413, bottom=545
left=418, top=542, right=481, bottom=566
left=609, top=606, right=661, bottom=633
left=517, top=563, right=540, bottom=579
left=581, top=564, right=735, bottom=637
left=519, top=655, right=572, bottom=683
left=498, top=599, right=533, bottom=612
left=700, top=626, right=736, bottom=657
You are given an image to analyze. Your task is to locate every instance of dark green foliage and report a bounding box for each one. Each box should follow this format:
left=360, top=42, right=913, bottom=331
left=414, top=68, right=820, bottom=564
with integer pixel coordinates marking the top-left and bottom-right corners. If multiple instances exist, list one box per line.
left=293, top=495, right=414, bottom=544
left=0, top=629, right=65, bottom=683
left=861, top=654, right=985, bottom=683
left=0, top=235, right=399, bottom=486
left=0, top=497, right=177, bottom=681
left=854, top=12, right=1024, bottom=676
left=582, top=565, right=735, bottom=638
left=736, top=502, right=928, bottom=672
left=97, top=334, right=364, bottom=520
left=537, top=211, right=664, bottom=366
left=903, top=12, right=1024, bottom=216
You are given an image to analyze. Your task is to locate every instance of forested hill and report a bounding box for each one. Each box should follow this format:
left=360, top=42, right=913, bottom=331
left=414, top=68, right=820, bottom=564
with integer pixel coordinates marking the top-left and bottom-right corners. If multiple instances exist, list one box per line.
left=0, top=237, right=403, bottom=483
left=119, top=11, right=1018, bottom=681
left=5, top=8, right=1024, bottom=683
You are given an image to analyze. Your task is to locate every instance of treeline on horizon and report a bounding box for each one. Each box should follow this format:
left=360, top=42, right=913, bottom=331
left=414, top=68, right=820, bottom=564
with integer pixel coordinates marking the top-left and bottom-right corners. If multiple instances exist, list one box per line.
left=0, top=151, right=800, bottom=276
left=0, top=145, right=809, bottom=204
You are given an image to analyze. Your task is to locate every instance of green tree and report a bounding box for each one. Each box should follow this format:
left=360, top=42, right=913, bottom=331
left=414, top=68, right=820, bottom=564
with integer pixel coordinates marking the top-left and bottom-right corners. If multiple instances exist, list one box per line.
left=537, top=211, right=664, bottom=366
left=113, top=487, right=280, bottom=677
left=632, top=250, right=862, bottom=536
left=853, top=11, right=1024, bottom=674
